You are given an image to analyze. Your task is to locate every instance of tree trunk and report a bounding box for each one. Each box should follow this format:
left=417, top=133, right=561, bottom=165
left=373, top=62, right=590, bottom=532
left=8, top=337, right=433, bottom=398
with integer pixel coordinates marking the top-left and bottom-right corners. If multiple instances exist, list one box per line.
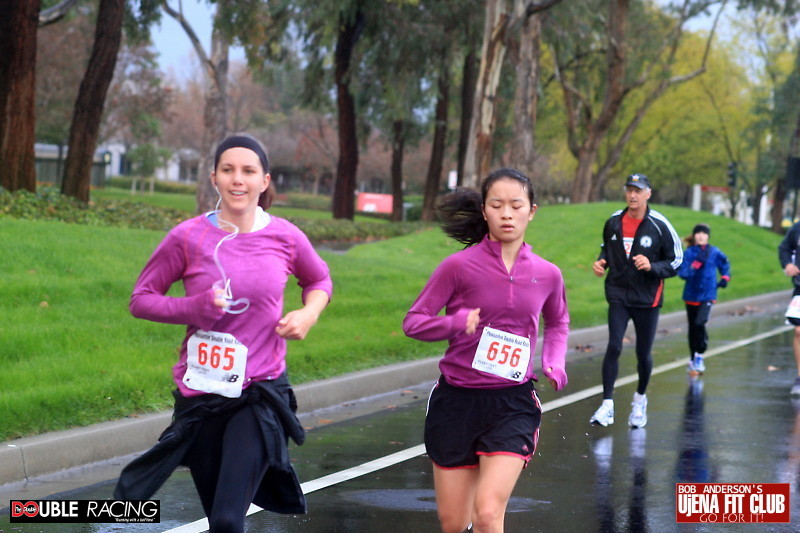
left=332, top=7, right=364, bottom=220
left=0, top=0, right=40, bottom=193
left=162, top=1, right=230, bottom=214
left=773, top=174, right=787, bottom=232
left=422, top=55, right=450, bottom=222
left=457, top=46, right=478, bottom=187
left=62, top=0, right=124, bottom=203
left=510, top=5, right=541, bottom=179
left=390, top=120, right=405, bottom=222
left=197, top=25, right=229, bottom=214
left=571, top=148, right=600, bottom=204
left=567, top=0, right=628, bottom=204
left=463, top=0, right=509, bottom=188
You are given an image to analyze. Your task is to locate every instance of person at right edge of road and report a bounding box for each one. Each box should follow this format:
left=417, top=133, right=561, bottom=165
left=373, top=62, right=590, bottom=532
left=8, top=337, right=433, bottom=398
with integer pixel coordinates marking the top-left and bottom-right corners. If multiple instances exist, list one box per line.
left=777, top=220, right=800, bottom=396
left=590, top=173, right=683, bottom=428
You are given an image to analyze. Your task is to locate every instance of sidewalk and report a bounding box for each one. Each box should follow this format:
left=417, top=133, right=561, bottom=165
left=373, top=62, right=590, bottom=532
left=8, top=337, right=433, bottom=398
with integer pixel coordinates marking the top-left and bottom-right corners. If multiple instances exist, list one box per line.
left=0, top=291, right=788, bottom=497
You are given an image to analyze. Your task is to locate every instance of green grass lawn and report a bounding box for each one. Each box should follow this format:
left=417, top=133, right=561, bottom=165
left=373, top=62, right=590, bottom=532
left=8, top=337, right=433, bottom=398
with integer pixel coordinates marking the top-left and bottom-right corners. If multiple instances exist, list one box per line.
left=0, top=202, right=788, bottom=441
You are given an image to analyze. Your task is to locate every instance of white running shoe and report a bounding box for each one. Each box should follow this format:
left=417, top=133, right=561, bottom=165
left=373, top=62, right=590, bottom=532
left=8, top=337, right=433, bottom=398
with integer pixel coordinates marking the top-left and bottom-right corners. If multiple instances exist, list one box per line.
left=590, top=401, right=614, bottom=426
left=791, top=376, right=800, bottom=396
left=629, top=393, right=647, bottom=428
left=693, top=356, right=705, bottom=373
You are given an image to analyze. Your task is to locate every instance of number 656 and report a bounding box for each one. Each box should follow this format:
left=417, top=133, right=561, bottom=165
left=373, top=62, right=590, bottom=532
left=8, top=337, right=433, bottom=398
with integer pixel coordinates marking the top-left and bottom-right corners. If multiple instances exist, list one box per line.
left=487, top=341, right=521, bottom=367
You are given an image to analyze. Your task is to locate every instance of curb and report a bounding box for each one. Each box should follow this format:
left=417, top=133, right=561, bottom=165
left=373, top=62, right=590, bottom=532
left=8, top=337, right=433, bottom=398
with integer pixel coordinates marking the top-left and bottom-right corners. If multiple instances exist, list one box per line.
left=0, top=290, right=788, bottom=488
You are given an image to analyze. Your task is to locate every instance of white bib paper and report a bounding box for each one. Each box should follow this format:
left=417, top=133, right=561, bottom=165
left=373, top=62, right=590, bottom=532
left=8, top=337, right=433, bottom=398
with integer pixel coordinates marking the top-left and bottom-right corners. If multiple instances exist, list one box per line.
left=184, top=330, right=248, bottom=398
left=786, top=296, right=800, bottom=319
left=472, top=326, right=531, bottom=382
left=623, top=237, right=634, bottom=258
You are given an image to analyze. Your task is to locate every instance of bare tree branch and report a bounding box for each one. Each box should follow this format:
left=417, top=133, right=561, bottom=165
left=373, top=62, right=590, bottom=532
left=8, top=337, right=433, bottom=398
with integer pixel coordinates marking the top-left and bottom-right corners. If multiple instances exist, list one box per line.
left=39, top=0, right=79, bottom=27
left=161, top=0, right=214, bottom=77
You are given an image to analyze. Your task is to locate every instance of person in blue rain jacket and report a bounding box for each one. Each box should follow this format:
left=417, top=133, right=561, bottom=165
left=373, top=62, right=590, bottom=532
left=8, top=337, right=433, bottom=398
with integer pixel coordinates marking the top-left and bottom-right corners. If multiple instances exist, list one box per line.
left=678, top=224, right=730, bottom=374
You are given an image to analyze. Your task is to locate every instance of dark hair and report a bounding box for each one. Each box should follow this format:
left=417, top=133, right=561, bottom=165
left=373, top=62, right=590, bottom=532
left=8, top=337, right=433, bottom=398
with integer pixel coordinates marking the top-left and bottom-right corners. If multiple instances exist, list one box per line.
left=684, top=223, right=711, bottom=247
left=214, top=133, right=275, bottom=209
left=437, top=168, right=536, bottom=247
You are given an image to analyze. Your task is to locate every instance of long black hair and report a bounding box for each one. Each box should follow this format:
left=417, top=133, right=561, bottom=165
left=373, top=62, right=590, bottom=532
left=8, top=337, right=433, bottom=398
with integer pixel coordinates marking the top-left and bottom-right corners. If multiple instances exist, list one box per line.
left=436, top=168, right=535, bottom=247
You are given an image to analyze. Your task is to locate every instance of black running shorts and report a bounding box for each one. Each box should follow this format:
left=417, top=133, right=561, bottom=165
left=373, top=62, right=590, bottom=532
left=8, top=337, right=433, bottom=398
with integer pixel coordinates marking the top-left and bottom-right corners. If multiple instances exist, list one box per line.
left=424, top=376, right=542, bottom=469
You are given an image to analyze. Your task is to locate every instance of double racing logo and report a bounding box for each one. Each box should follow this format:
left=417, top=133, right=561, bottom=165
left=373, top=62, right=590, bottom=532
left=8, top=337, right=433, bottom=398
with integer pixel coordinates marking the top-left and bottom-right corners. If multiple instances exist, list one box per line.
left=10, top=499, right=160, bottom=523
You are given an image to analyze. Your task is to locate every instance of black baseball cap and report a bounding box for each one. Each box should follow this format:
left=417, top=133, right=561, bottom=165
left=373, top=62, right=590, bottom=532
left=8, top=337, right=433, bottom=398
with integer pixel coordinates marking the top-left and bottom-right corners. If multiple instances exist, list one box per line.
left=625, top=173, right=651, bottom=189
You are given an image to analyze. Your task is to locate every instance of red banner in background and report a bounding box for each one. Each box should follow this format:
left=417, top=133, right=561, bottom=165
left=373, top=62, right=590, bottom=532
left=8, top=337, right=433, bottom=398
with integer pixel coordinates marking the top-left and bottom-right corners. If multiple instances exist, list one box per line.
left=675, top=483, right=790, bottom=523
left=356, top=193, right=393, bottom=214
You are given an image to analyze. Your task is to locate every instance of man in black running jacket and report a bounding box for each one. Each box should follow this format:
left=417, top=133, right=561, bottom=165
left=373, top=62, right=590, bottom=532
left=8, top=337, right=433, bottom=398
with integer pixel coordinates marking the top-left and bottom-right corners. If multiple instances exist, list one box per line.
left=589, top=173, right=683, bottom=429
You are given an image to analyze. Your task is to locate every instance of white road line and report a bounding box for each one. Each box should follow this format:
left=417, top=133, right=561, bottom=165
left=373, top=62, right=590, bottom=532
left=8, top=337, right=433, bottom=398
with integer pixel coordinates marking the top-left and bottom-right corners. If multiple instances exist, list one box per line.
left=162, top=324, right=791, bottom=532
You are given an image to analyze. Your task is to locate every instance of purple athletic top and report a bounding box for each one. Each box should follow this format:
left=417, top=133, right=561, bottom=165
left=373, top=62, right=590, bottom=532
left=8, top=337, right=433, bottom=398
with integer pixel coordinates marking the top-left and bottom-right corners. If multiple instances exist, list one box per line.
left=403, top=236, right=569, bottom=389
left=130, top=215, right=332, bottom=397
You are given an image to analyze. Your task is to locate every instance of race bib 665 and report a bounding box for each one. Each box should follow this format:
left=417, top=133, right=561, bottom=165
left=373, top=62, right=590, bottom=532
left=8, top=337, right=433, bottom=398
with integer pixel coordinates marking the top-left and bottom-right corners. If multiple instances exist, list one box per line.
left=184, top=330, right=248, bottom=398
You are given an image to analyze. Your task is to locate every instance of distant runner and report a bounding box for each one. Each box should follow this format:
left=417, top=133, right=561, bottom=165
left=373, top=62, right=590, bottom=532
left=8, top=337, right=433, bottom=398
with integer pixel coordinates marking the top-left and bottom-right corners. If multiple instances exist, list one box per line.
left=590, top=173, right=682, bottom=428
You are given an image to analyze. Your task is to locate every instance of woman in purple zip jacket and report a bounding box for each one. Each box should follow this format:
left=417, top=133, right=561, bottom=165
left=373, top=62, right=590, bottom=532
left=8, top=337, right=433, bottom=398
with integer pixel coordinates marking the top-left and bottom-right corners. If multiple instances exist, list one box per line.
left=403, top=168, right=569, bottom=533
left=114, top=134, right=332, bottom=533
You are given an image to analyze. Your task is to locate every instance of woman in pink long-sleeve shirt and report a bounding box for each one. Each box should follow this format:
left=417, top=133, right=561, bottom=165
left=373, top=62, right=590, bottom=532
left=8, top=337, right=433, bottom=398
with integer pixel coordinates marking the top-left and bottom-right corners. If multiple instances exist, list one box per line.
left=116, top=134, right=331, bottom=532
left=403, top=168, right=569, bottom=533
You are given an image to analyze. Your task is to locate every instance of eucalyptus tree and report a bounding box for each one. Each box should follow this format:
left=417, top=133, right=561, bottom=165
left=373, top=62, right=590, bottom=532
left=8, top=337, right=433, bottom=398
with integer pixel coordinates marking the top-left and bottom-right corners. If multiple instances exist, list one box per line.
left=162, top=0, right=231, bottom=212
left=293, top=0, right=412, bottom=219
left=57, top=0, right=161, bottom=202
left=417, top=0, right=483, bottom=221
left=729, top=4, right=800, bottom=229
left=0, top=0, right=83, bottom=194
left=0, top=0, right=41, bottom=193
left=613, top=38, right=754, bottom=205
left=768, top=41, right=800, bottom=227
left=160, top=0, right=290, bottom=212
left=541, top=0, right=728, bottom=203
left=36, top=7, right=96, bottom=180
left=358, top=2, right=429, bottom=221
left=61, top=0, right=128, bottom=202
left=461, top=0, right=564, bottom=188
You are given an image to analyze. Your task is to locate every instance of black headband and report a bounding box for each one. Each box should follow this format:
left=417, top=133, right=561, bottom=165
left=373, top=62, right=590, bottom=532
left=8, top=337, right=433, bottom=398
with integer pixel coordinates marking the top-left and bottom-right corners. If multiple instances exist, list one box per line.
left=214, top=135, right=269, bottom=173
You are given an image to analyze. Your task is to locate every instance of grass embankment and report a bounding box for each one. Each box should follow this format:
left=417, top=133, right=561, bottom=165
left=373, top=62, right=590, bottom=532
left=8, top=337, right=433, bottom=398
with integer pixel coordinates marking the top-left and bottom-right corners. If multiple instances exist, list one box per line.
left=0, top=202, right=787, bottom=441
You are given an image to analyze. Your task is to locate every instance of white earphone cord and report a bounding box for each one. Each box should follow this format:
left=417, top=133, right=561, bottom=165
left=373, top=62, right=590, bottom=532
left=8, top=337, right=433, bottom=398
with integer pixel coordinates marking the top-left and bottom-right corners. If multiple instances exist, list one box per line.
left=212, top=196, right=250, bottom=314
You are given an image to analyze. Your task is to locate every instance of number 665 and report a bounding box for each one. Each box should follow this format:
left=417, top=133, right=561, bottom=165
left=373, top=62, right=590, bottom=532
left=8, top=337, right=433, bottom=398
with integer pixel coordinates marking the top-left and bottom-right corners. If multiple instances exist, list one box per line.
left=197, top=342, right=235, bottom=370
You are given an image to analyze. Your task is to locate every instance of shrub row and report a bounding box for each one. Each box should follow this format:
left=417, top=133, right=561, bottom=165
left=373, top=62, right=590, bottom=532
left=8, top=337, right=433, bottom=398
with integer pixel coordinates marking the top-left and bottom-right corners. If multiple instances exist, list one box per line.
left=0, top=186, right=431, bottom=240
left=106, top=177, right=198, bottom=195
left=285, top=216, right=429, bottom=243
left=1, top=186, right=188, bottom=232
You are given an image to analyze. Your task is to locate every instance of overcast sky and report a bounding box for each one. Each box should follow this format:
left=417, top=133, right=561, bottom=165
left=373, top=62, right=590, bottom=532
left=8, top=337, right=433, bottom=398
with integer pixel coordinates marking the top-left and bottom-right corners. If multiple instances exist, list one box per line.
left=151, top=2, right=243, bottom=79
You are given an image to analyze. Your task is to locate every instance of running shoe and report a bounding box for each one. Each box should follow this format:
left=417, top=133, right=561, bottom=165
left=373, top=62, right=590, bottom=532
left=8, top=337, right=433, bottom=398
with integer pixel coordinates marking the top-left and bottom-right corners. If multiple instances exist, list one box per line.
left=590, top=401, right=614, bottom=426
left=693, top=356, right=705, bottom=373
left=628, top=393, right=648, bottom=428
left=791, top=376, right=800, bottom=396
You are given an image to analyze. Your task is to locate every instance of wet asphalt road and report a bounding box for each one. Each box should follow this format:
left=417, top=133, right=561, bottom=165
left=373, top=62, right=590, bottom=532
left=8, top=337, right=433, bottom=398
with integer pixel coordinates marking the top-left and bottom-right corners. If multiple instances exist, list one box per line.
left=2, top=304, right=800, bottom=532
